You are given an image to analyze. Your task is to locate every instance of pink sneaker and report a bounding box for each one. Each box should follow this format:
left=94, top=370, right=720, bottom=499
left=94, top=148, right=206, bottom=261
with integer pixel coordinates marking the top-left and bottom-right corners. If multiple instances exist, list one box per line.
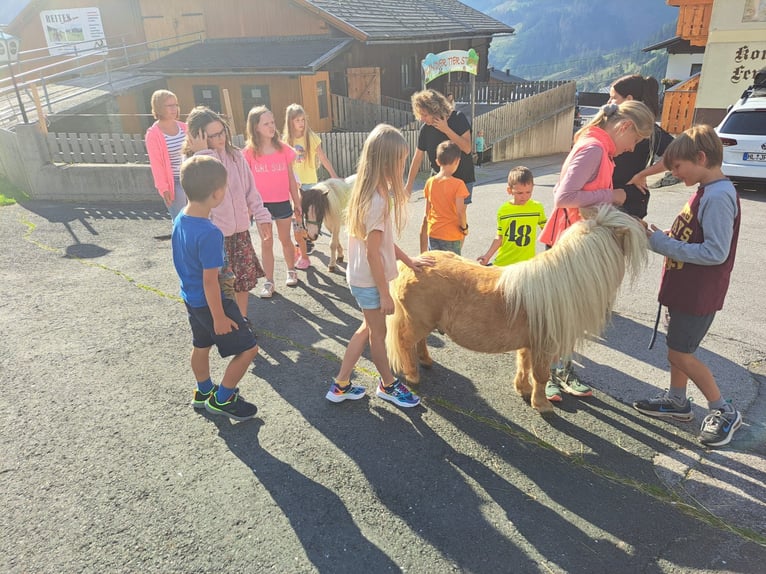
left=295, top=257, right=310, bottom=270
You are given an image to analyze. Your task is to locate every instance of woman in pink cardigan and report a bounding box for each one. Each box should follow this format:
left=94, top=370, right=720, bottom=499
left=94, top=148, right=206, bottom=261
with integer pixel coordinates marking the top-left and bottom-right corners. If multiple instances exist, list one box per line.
left=540, top=100, right=655, bottom=403
left=185, top=106, right=272, bottom=324
left=146, top=90, right=188, bottom=221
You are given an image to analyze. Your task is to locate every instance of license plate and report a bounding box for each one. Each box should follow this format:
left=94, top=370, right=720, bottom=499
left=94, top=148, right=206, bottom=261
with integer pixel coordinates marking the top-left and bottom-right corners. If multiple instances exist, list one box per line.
left=744, top=152, right=766, bottom=161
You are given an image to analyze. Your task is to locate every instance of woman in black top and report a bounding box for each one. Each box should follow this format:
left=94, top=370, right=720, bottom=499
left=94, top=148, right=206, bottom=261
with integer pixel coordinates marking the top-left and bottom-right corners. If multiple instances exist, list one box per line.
left=609, top=75, right=674, bottom=219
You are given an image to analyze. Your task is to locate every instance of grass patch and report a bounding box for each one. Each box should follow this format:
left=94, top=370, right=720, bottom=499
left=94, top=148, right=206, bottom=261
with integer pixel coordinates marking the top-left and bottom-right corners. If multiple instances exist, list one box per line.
left=0, top=175, right=28, bottom=206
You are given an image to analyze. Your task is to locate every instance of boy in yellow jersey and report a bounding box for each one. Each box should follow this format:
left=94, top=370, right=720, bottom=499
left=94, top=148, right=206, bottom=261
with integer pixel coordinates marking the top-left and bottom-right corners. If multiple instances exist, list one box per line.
left=477, top=166, right=547, bottom=266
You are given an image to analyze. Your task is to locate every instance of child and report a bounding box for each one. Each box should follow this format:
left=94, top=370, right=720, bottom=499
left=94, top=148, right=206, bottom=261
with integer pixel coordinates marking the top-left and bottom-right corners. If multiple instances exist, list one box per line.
left=184, top=107, right=272, bottom=324
left=539, top=100, right=656, bottom=403
left=477, top=166, right=547, bottom=266
left=633, top=125, right=742, bottom=448
left=282, top=103, right=338, bottom=270
left=243, top=106, right=302, bottom=298
left=146, top=89, right=188, bottom=222
left=475, top=130, right=485, bottom=167
left=423, top=141, right=469, bottom=255
left=325, top=124, right=435, bottom=407
left=172, top=155, right=259, bottom=421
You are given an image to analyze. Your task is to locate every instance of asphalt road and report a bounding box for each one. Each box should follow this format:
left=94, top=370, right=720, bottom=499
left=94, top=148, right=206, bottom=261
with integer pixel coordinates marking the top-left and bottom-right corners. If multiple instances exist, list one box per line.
left=1, top=157, right=765, bottom=573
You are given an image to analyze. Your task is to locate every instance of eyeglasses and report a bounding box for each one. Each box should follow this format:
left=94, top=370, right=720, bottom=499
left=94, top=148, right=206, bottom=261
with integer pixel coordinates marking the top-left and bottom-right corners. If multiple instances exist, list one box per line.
left=206, top=128, right=226, bottom=139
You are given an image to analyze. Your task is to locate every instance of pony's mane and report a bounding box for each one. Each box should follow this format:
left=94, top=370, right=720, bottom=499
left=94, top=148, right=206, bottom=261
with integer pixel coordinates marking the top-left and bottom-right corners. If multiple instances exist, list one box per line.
left=302, top=177, right=352, bottom=228
left=499, top=205, right=647, bottom=357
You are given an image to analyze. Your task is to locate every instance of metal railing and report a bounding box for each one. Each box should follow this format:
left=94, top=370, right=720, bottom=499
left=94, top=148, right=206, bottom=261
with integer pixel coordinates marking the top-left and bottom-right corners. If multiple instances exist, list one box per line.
left=0, top=31, right=205, bottom=128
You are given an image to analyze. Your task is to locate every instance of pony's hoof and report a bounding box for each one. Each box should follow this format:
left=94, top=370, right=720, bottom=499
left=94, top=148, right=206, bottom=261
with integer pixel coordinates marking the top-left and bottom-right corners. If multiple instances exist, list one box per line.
left=328, top=264, right=336, bottom=272
left=532, top=400, right=555, bottom=415
left=419, top=358, right=433, bottom=369
left=337, top=255, right=344, bottom=263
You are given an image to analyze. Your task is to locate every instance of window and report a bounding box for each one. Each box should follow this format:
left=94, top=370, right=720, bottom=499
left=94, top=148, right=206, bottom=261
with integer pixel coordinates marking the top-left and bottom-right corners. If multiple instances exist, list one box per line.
left=690, top=63, right=702, bottom=76
left=192, top=85, right=221, bottom=113
left=241, top=85, right=271, bottom=117
left=401, top=55, right=418, bottom=89
left=317, top=80, right=328, bottom=119
left=721, top=110, right=766, bottom=136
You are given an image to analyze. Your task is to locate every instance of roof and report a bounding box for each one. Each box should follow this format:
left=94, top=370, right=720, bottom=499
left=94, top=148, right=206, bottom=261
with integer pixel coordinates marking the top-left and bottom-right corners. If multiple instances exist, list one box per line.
left=642, top=35, right=705, bottom=55
left=488, top=67, right=526, bottom=84
left=294, top=0, right=514, bottom=43
left=140, top=36, right=352, bottom=75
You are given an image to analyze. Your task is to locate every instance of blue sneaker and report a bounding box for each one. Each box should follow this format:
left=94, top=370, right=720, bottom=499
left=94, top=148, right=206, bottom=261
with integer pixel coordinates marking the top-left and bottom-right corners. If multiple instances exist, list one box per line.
left=633, top=390, right=694, bottom=422
left=326, top=381, right=366, bottom=403
left=376, top=378, right=420, bottom=408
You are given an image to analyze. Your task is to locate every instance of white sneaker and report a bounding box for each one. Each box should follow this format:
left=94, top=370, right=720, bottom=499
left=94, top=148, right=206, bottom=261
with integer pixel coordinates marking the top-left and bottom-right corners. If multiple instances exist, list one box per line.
left=285, top=270, right=298, bottom=287
left=259, top=281, right=274, bottom=298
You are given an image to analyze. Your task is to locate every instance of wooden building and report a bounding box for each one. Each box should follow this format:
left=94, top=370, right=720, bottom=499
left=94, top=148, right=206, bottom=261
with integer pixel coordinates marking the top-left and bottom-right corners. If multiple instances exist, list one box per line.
left=3, top=0, right=513, bottom=134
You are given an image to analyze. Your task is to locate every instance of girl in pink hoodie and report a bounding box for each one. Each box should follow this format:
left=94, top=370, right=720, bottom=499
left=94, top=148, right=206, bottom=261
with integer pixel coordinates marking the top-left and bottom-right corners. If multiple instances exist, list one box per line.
left=185, top=107, right=272, bottom=324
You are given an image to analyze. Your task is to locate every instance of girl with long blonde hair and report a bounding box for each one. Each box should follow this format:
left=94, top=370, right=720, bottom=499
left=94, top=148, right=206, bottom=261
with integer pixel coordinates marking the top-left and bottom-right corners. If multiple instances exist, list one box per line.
left=325, top=124, right=434, bottom=407
left=282, top=103, right=338, bottom=269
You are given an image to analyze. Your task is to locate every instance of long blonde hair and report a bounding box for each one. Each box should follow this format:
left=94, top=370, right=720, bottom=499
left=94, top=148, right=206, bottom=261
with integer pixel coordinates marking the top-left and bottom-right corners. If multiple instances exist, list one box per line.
left=575, top=100, right=655, bottom=143
left=347, top=124, right=409, bottom=239
left=282, top=103, right=316, bottom=167
left=245, top=105, right=282, bottom=156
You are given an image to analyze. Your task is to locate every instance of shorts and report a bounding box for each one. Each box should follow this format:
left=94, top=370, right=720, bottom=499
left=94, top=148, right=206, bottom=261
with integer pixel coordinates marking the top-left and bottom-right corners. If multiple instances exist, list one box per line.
left=224, top=230, right=264, bottom=292
left=186, top=299, right=258, bottom=358
left=666, top=309, right=716, bottom=354
left=349, top=285, right=381, bottom=310
left=264, top=200, right=294, bottom=220
left=428, top=237, right=462, bottom=255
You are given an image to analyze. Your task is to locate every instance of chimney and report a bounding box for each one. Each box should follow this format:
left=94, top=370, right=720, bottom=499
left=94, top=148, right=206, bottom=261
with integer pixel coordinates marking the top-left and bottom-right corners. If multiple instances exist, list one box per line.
left=505, top=69, right=510, bottom=76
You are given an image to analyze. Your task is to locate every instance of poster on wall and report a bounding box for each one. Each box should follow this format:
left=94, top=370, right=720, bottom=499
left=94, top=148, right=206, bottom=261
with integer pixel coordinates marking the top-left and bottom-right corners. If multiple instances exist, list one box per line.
left=742, top=0, right=766, bottom=22
left=40, top=8, right=107, bottom=56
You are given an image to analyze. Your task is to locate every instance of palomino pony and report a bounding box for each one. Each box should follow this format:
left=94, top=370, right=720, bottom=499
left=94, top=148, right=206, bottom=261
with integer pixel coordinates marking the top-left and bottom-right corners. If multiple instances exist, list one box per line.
left=386, top=205, right=648, bottom=414
left=301, top=176, right=353, bottom=271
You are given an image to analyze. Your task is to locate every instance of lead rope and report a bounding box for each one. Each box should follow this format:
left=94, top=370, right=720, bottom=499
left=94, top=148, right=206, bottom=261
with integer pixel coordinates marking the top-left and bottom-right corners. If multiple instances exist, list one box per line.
left=648, top=302, right=662, bottom=350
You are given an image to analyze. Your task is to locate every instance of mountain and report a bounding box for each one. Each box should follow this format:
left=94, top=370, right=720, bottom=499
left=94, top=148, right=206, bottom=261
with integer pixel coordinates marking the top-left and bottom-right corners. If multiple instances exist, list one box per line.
left=462, top=0, right=678, bottom=91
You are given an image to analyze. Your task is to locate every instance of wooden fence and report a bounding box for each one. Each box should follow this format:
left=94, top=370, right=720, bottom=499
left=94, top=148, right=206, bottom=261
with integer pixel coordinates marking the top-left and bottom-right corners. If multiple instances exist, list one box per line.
left=661, top=74, right=700, bottom=135
left=44, top=129, right=428, bottom=179
left=47, top=132, right=148, bottom=163
left=445, top=80, right=571, bottom=104
left=331, top=94, right=415, bottom=131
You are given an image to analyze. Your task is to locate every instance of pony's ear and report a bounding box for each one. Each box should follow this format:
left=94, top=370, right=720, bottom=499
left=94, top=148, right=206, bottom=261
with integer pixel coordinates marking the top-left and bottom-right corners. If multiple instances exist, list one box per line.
left=321, top=186, right=331, bottom=196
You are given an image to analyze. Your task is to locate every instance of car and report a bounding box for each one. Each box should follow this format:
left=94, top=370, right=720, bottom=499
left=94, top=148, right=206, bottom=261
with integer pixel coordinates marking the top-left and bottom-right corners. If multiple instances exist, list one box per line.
left=715, top=85, right=766, bottom=191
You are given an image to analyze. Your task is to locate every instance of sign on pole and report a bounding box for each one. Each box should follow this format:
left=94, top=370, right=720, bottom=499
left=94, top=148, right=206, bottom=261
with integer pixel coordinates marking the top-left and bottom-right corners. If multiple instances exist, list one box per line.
left=421, top=49, right=479, bottom=85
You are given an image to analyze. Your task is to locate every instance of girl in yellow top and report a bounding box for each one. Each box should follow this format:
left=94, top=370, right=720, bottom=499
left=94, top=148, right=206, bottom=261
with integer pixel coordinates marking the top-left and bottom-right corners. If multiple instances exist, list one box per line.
left=282, top=104, right=338, bottom=269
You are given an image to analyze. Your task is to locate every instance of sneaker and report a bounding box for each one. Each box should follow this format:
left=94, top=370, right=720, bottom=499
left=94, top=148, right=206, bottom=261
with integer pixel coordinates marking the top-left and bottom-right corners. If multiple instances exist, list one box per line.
left=545, top=377, right=563, bottom=402
left=295, top=257, right=310, bottom=270
left=553, top=367, right=592, bottom=397
left=259, top=281, right=274, bottom=298
left=633, top=391, right=694, bottom=422
left=285, top=270, right=298, bottom=287
left=192, top=385, right=239, bottom=409
left=205, top=391, right=257, bottom=421
left=325, top=381, right=366, bottom=403
left=376, top=378, right=420, bottom=408
left=698, top=407, right=742, bottom=447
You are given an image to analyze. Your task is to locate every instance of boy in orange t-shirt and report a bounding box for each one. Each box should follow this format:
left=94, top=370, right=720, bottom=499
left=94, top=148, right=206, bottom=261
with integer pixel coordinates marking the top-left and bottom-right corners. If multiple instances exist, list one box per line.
left=422, top=141, right=469, bottom=255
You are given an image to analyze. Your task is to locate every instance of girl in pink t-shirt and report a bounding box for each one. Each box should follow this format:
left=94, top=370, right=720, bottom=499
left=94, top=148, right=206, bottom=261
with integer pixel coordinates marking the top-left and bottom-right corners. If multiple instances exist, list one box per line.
left=243, top=106, right=301, bottom=298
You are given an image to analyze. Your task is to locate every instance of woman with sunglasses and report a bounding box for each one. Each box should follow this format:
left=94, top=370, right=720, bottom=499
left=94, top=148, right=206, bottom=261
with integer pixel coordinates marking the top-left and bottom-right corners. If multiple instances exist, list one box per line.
left=184, top=106, right=272, bottom=325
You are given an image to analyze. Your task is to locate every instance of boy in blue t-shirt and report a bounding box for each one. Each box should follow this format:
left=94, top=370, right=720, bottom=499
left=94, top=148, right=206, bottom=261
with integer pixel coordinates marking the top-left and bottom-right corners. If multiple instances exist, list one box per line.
left=172, top=155, right=259, bottom=421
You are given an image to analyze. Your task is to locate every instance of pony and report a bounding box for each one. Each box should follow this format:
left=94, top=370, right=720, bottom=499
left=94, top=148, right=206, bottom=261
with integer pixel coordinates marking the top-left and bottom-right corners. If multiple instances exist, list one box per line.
left=301, top=176, right=353, bottom=271
left=386, top=204, right=648, bottom=414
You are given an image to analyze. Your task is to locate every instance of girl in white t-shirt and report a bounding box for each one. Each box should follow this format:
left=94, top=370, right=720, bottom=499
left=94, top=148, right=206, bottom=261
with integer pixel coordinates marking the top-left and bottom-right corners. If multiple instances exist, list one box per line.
left=282, top=104, right=338, bottom=269
left=325, top=124, right=434, bottom=408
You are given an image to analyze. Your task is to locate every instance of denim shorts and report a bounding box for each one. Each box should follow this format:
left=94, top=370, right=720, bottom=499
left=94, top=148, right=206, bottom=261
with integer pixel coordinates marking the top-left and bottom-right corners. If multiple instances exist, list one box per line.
left=666, top=309, right=716, bottom=354
left=464, top=182, right=474, bottom=205
left=349, top=285, right=381, bottom=310
left=428, top=237, right=462, bottom=255
left=264, top=200, right=294, bottom=220
left=185, top=298, right=258, bottom=357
